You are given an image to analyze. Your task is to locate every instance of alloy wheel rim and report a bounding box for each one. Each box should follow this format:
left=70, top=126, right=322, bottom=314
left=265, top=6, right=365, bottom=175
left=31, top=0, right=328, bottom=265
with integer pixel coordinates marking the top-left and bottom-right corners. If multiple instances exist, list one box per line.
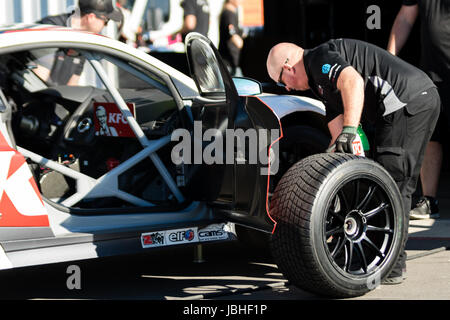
left=323, top=177, right=395, bottom=276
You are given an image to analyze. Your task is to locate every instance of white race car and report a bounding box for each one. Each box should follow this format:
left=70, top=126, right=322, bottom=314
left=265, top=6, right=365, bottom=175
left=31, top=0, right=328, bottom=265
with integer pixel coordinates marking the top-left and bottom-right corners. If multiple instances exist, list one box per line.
left=0, top=24, right=405, bottom=298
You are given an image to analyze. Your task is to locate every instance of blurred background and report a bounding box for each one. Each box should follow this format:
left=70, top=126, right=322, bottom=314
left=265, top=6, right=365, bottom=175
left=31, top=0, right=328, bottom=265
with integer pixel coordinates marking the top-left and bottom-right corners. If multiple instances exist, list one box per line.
left=0, top=0, right=419, bottom=85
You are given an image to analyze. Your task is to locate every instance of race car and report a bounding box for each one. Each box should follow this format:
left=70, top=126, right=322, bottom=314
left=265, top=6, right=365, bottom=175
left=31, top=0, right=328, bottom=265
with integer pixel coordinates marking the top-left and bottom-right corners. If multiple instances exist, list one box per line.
left=0, top=24, right=405, bottom=298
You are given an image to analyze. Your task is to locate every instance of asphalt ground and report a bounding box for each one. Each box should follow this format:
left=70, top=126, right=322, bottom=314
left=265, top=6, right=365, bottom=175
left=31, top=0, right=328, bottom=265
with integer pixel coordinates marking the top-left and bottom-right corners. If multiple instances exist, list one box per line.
left=0, top=174, right=448, bottom=306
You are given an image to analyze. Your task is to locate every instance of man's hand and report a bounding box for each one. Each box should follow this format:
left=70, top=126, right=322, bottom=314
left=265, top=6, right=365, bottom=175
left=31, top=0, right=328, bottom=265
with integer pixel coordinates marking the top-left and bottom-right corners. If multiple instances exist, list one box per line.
left=335, top=126, right=358, bottom=153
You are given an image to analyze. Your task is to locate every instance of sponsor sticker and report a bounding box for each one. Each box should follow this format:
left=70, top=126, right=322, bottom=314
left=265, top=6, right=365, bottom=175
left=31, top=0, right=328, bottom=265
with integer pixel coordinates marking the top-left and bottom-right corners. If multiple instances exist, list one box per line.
left=141, top=231, right=166, bottom=248
left=198, top=224, right=229, bottom=242
left=167, top=228, right=198, bottom=244
left=141, top=224, right=231, bottom=249
left=141, top=227, right=198, bottom=248
left=94, top=102, right=136, bottom=138
left=352, top=140, right=364, bottom=156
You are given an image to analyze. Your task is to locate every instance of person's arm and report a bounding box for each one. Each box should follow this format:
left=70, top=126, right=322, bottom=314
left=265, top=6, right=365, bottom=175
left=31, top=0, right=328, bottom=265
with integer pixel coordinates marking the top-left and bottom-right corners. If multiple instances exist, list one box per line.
left=229, top=25, right=243, bottom=49
left=67, top=74, right=80, bottom=86
left=329, top=67, right=364, bottom=153
left=387, top=4, right=419, bottom=55
left=176, top=0, right=197, bottom=36
left=179, top=14, right=197, bottom=35
left=336, top=66, right=365, bottom=128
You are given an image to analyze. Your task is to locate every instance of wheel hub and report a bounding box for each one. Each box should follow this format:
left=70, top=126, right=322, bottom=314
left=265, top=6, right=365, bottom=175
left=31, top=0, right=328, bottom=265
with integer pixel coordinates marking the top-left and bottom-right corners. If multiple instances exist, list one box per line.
left=344, top=210, right=366, bottom=239
left=344, top=217, right=358, bottom=236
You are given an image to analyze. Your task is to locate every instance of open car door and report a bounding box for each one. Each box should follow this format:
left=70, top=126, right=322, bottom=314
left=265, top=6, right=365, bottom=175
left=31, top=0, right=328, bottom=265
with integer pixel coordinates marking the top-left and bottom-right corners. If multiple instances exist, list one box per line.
left=184, top=33, right=281, bottom=232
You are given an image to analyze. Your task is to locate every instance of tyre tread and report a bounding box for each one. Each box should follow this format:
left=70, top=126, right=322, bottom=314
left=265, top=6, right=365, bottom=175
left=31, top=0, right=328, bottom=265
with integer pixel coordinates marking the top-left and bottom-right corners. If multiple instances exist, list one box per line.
left=270, top=153, right=391, bottom=297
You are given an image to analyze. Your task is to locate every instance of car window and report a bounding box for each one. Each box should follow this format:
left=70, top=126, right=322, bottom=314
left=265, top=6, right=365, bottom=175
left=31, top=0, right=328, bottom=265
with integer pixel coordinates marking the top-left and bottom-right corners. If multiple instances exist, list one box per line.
left=3, top=47, right=178, bottom=126
left=189, top=38, right=225, bottom=96
left=24, top=48, right=168, bottom=91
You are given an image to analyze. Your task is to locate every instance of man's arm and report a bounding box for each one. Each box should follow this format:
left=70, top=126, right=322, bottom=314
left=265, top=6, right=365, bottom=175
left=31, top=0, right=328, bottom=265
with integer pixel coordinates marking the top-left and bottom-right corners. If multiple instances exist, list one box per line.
left=336, top=66, right=365, bottom=128
left=179, top=14, right=197, bottom=35
left=229, top=25, right=243, bottom=49
left=67, top=74, right=80, bottom=86
left=328, top=67, right=364, bottom=153
left=387, top=4, right=419, bottom=55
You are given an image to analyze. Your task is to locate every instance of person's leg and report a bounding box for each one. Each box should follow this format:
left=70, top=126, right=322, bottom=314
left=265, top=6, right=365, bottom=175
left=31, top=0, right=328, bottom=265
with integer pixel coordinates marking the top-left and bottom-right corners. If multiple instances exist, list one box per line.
left=420, top=141, right=443, bottom=198
left=410, top=84, right=447, bottom=219
left=376, top=88, right=440, bottom=284
left=374, top=111, right=410, bottom=282
left=410, top=140, right=442, bottom=220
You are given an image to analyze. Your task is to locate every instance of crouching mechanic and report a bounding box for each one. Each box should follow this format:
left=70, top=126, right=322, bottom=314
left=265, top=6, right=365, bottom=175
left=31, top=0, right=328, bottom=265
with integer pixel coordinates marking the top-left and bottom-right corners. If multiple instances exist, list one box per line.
left=266, top=39, right=440, bottom=284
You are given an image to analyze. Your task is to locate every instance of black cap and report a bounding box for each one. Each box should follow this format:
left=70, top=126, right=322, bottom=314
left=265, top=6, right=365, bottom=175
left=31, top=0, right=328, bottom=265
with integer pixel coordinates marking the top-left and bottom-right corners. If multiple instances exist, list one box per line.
left=78, top=0, right=123, bottom=22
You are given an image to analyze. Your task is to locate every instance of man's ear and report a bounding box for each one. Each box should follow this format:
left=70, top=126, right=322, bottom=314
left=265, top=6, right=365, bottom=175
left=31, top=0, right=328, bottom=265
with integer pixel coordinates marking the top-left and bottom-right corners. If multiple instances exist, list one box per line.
left=85, top=12, right=97, bottom=21
left=284, top=63, right=295, bottom=75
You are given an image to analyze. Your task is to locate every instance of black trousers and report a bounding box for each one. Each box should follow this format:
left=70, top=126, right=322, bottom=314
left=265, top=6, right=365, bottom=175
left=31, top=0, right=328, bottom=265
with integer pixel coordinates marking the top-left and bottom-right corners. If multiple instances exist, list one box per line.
left=374, top=87, right=440, bottom=276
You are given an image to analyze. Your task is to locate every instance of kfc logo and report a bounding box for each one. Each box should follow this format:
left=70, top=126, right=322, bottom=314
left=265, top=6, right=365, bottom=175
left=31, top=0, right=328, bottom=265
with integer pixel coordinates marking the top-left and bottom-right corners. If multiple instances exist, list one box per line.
left=96, top=106, right=118, bottom=137
left=94, top=102, right=136, bottom=138
left=108, top=113, right=129, bottom=125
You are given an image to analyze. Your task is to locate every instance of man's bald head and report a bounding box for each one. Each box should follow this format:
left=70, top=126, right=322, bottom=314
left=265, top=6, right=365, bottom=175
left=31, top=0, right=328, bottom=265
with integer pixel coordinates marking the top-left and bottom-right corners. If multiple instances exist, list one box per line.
left=266, top=42, right=304, bottom=81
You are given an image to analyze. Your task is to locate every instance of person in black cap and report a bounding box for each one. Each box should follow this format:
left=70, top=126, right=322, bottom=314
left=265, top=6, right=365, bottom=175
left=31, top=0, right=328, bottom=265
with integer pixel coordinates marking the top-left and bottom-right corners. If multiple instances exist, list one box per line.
left=40, top=0, right=123, bottom=34
left=36, top=0, right=123, bottom=86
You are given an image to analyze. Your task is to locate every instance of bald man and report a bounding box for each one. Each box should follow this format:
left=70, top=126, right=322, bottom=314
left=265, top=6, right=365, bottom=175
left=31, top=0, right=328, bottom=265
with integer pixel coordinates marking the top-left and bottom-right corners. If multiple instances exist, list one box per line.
left=267, top=39, right=440, bottom=285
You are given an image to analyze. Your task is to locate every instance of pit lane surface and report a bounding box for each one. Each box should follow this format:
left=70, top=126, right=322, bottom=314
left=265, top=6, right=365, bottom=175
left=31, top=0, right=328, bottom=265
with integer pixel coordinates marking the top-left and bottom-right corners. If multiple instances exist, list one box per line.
left=0, top=241, right=299, bottom=300
left=0, top=237, right=449, bottom=300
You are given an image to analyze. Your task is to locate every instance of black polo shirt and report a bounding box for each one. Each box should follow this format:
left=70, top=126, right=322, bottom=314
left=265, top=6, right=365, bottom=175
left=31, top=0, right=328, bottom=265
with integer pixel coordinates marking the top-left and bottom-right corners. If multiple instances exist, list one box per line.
left=403, top=0, right=450, bottom=83
left=38, top=13, right=85, bottom=85
left=181, top=0, right=210, bottom=38
left=218, top=8, right=242, bottom=69
left=303, top=38, right=436, bottom=123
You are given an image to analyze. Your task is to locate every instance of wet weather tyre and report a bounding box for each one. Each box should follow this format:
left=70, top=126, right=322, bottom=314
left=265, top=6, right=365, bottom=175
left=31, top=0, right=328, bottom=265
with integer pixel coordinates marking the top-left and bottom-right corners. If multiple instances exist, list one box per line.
left=269, top=153, right=405, bottom=298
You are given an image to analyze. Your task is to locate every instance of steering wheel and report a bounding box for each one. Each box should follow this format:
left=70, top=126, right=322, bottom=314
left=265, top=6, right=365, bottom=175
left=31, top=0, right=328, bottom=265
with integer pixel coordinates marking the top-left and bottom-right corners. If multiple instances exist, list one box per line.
left=60, top=92, right=101, bottom=147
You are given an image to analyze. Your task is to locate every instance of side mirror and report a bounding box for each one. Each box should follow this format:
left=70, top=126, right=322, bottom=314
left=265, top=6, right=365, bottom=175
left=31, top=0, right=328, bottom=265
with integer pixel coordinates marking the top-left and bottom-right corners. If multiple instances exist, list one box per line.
left=232, top=77, right=262, bottom=96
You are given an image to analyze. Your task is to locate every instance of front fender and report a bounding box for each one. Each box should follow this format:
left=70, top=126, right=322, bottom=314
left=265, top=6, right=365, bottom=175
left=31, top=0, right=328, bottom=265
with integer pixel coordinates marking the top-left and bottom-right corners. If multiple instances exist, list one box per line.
left=257, top=94, right=326, bottom=120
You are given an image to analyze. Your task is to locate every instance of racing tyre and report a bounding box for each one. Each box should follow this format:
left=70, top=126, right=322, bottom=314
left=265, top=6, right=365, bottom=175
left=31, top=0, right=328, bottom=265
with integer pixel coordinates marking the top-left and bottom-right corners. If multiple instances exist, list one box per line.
left=269, top=153, right=405, bottom=298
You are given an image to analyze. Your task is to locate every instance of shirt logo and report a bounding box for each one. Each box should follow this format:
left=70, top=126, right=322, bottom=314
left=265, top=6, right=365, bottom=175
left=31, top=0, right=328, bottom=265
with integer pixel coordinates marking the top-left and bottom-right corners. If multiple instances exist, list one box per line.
left=322, top=64, right=331, bottom=74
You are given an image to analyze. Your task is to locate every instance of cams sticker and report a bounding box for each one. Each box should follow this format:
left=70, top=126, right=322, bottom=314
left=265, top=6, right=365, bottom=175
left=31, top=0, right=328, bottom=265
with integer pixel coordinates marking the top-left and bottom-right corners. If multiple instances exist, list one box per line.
left=198, top=224, right=229, bottom=242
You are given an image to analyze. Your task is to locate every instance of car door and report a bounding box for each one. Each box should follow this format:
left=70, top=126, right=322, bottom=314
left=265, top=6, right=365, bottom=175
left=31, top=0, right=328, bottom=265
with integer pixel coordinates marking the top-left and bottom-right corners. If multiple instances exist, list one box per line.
left=185, top=33, right=281, bottom=232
